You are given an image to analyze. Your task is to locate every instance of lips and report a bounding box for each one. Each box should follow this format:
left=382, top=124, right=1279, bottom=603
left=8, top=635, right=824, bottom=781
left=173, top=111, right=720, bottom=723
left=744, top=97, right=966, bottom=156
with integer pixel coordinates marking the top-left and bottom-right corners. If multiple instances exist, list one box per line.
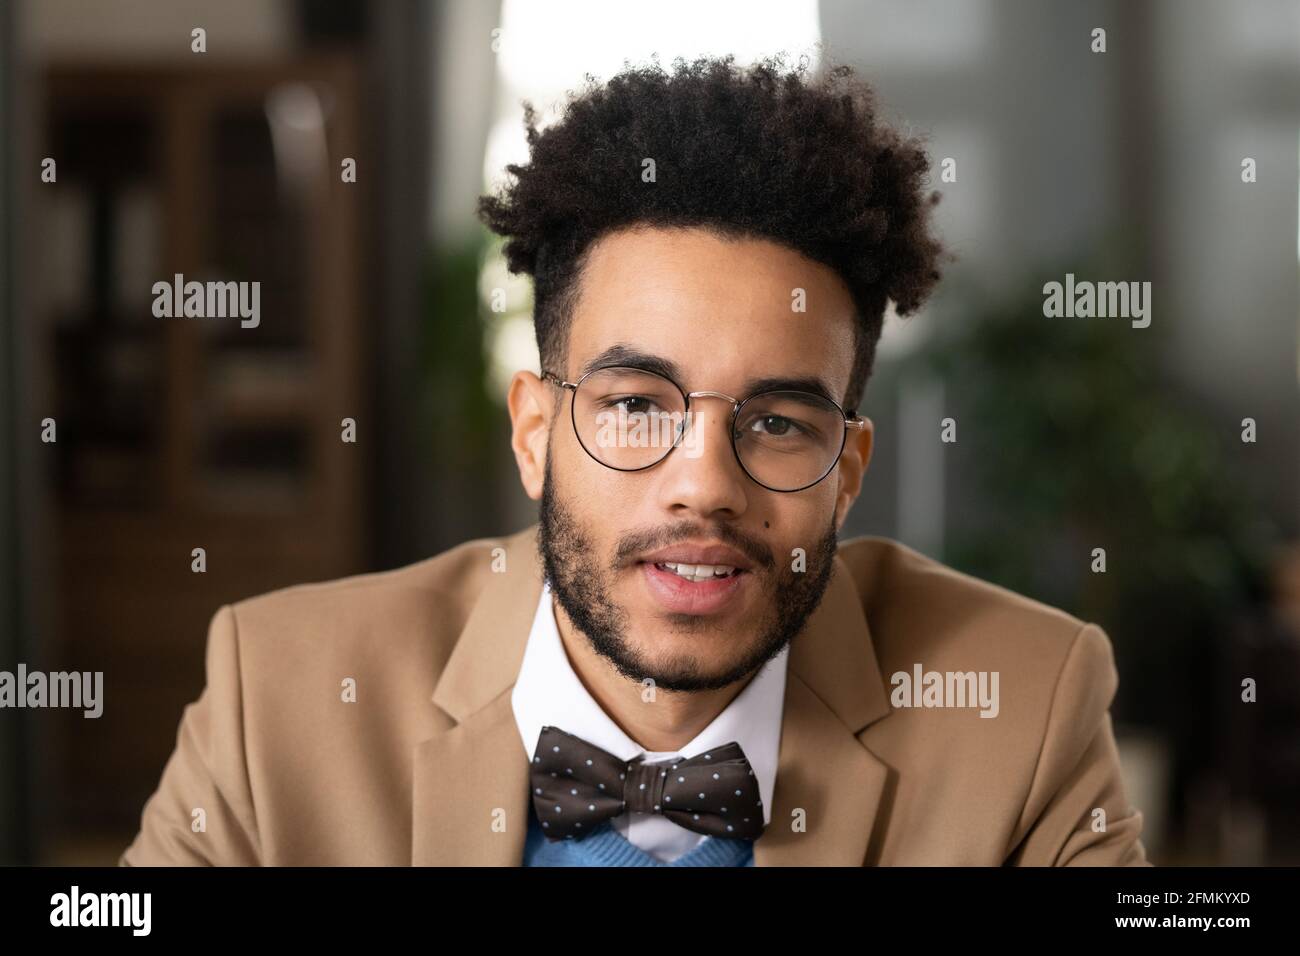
left=636, top=542, right=754, bottom=572
left=635, top=541, right=755, bottom=615
left=640, top=561, right=748, bottom=615
left=653, top=561, right=740, bottom=582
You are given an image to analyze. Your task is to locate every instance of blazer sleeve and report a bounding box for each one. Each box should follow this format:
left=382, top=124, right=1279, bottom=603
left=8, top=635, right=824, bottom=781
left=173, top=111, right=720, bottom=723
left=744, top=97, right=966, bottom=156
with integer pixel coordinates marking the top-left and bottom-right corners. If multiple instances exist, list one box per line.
left=1006, top=622, right=1152, bottom=866
left=118, top=604, right=262, bottom=866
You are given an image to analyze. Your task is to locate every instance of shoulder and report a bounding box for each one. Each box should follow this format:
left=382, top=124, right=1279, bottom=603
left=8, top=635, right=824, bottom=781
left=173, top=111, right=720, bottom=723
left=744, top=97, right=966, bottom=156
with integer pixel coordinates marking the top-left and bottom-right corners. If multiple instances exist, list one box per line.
left=834, top=533, right=1116, bottom=717
left=835, top=532, right=1087, bottom=630
left=833, top=536, right=1139, bottom=864
left=227, top=530, right=513, bottom=633
left=212, top=527, right=532, bottom=701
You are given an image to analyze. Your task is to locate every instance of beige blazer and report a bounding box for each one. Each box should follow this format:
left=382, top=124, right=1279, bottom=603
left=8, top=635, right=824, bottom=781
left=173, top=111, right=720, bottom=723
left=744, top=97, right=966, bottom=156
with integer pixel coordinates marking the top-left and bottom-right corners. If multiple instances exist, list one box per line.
left=120, top=523, right=1150, bottom=866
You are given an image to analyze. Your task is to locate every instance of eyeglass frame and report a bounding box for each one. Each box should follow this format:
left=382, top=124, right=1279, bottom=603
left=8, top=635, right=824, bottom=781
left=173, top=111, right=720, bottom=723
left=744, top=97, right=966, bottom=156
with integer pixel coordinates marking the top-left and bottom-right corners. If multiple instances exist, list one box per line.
left=540, top=364, right=869, bottom=493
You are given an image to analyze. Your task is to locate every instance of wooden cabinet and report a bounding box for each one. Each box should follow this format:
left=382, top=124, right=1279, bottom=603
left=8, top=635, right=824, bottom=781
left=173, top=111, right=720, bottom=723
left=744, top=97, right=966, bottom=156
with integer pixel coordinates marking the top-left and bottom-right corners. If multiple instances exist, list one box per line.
left=38, top=57, right=368, bottom=835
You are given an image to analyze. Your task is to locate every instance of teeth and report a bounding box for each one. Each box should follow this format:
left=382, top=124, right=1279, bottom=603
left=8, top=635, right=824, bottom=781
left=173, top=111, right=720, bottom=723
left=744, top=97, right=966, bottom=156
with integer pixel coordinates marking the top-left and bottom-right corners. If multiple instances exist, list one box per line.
left=657, top=562, right=737, bottom=582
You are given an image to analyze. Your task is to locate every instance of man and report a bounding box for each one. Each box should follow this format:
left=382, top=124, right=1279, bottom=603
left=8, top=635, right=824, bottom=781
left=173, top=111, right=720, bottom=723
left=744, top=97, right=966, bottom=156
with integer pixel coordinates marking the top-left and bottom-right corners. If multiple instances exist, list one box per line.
left=121, top=55, right=1148, bottom=866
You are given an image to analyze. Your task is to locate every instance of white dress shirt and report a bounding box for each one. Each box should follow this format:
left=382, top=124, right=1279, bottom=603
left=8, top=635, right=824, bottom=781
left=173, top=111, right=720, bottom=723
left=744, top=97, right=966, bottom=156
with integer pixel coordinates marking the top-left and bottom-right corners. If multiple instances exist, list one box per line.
left=511, top=581, right=788, bottom=863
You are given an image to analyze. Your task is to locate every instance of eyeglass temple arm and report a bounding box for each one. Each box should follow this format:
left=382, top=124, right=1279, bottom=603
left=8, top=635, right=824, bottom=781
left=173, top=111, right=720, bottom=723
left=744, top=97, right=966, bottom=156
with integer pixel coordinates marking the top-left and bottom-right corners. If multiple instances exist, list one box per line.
left=541, top=370, right=578, bottom=390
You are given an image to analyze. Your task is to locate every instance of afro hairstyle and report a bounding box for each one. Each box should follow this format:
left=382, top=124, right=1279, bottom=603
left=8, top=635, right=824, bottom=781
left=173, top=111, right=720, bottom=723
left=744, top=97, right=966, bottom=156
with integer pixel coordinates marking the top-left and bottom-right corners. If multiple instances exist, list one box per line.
left=477, top=52, right=952, bottom=412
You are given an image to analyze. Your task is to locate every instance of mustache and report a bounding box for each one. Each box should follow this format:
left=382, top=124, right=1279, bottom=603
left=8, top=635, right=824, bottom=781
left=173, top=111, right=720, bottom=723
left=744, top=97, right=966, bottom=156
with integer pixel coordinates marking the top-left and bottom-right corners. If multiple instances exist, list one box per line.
left=612, top=522, right=776, bottom=572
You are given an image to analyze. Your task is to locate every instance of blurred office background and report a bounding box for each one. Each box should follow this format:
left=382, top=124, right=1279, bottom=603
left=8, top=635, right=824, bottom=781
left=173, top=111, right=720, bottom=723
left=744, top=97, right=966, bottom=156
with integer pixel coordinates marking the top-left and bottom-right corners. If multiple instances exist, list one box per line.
left=1, top=0, right=1298, bottom=865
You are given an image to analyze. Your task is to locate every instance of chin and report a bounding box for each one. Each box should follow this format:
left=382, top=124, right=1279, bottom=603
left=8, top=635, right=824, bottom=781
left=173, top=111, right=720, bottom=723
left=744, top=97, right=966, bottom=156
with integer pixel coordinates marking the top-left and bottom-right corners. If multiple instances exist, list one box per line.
left=633, top=597, right=755, bottom=633
left=635, top=626, right=758, bottom=668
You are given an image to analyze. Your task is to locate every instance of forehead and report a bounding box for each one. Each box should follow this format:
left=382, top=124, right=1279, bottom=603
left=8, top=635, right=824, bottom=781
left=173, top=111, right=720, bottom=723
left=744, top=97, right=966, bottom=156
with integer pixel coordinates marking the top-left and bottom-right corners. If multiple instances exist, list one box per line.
left=565, top=225, right=858, bottom=398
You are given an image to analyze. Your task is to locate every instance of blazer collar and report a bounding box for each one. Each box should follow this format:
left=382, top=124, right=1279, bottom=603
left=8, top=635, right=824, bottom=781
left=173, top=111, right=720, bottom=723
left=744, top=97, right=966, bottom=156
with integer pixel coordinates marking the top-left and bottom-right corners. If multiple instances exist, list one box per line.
left=413, top=523, right=894, bottom=866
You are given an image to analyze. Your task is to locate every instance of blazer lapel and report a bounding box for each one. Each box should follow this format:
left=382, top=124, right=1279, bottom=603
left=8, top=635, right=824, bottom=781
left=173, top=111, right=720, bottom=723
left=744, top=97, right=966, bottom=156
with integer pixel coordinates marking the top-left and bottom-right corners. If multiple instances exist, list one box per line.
left=413, top=525, right=543, bottom=866
left=412, top=690, right=532, bottom=865
left=752, top=556, right=895, bottom=866
left=412, top=524, right=896, bottom=867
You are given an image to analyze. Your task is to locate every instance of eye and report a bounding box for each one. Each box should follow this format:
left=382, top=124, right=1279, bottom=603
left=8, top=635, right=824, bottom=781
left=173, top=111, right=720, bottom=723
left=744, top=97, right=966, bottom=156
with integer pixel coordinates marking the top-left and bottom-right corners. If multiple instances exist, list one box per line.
left=598, top=395, right=658, bottom=415
left=747, top=414, right=801, bottom=437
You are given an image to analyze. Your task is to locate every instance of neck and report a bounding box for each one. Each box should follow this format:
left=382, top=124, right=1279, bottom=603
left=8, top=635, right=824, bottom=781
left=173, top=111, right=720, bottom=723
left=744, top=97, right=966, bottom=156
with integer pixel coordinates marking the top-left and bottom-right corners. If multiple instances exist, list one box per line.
left=551, top=592, right=751, bottom=753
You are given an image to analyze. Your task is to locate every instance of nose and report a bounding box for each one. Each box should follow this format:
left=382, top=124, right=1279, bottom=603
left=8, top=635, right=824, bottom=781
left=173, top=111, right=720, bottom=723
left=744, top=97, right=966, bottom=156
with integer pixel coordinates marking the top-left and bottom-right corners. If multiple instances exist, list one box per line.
left=655, top=396, right=749, bottom=519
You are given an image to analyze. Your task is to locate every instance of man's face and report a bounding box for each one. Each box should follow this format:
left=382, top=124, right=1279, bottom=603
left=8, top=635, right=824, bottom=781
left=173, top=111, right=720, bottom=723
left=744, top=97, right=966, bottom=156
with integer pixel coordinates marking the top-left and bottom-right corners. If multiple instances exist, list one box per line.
left=512, top=225, right=873, bottom=693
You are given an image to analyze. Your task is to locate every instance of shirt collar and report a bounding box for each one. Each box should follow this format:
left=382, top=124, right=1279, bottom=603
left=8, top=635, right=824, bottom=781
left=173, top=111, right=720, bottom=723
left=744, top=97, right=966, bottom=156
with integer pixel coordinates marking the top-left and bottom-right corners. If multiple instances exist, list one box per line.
left=511, top=581, right=788, bottom=826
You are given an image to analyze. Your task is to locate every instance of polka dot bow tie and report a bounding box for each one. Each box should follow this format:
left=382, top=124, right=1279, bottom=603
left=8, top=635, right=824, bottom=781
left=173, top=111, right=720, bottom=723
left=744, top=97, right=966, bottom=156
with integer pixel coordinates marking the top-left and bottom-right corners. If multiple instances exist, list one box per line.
left=529, top=724, right=765, bottom=841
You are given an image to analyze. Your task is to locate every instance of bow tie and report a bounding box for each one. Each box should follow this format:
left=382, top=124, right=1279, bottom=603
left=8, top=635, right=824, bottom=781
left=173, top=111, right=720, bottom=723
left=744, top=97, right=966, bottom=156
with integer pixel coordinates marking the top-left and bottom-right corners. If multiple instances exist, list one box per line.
left=529, top=725, right=765, bottom=842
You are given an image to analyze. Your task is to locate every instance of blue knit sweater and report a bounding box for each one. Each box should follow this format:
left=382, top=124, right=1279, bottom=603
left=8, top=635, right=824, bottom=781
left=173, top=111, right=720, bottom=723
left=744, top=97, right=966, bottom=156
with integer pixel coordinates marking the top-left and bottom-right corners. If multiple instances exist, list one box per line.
left=523, top=809, right=755, bottom=866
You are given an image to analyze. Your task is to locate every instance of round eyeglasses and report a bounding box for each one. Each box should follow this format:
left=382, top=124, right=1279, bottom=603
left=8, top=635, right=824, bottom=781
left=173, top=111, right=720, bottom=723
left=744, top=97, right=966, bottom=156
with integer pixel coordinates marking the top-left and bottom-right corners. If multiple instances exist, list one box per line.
left=542, top=365, right=867, bottom=493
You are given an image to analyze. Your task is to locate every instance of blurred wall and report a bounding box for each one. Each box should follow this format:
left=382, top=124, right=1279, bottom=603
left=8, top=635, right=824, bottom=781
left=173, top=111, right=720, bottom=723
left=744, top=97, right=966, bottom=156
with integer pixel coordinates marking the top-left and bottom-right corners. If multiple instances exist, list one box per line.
left=0, top=0, right=28, bottom=864
left=21, top=0, right=294, bottom=58
left=825, top=0, right=1300, bottom=552
left=1153, top=0, right=1300, bottom=528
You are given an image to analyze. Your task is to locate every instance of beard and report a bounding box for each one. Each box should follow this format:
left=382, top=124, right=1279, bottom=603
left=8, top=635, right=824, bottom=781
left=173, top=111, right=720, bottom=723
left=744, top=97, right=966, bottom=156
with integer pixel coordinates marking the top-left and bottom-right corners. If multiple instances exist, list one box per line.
left=537, top=450, right=839, bottom=692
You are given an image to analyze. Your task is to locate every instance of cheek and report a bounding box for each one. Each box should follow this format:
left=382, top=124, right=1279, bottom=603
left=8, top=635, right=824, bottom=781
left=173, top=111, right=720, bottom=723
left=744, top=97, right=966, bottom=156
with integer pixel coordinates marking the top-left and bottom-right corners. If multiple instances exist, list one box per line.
left=554, top=441, right=642, bottom=526
left=765, top=483, right=838, bottom=531
left=750, top=495, right=834, bottom=571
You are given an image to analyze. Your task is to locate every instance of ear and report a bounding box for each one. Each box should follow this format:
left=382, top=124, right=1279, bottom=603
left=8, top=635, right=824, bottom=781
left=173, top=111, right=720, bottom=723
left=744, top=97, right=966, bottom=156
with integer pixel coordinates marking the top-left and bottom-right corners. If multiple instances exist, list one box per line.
left=833, top=417, right=874, bottom=532
left=507, top=370, right=554, bottom=501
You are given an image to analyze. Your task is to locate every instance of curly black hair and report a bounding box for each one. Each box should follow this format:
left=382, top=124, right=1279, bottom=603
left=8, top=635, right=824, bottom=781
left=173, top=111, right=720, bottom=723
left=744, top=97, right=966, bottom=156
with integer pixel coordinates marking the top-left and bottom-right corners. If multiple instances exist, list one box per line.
left=477, top=52, right=951, bottom=412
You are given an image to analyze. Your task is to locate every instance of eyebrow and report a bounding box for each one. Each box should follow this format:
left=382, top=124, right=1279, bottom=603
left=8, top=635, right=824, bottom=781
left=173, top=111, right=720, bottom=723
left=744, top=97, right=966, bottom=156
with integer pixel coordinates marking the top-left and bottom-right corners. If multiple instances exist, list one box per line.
left=580, top=345, right=680, bottom=382
left=578, top=344, right=842, bottom=406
